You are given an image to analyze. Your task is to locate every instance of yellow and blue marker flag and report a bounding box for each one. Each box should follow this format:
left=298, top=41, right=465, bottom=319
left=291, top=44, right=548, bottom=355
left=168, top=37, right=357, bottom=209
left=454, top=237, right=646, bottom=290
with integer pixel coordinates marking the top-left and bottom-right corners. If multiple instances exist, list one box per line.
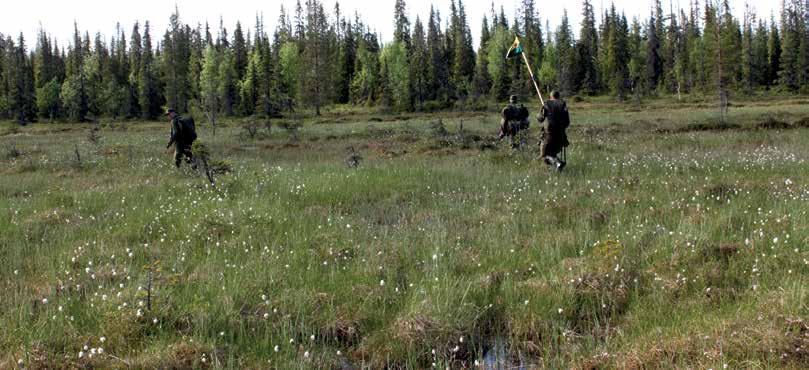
left=505, top=36, right=523, bottom=59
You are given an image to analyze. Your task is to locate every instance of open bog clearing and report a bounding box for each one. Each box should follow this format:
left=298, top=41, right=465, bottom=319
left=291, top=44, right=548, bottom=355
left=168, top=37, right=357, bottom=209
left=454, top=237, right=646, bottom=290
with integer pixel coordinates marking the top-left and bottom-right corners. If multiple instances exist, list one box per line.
left=1, top=98, right=808, bottom=368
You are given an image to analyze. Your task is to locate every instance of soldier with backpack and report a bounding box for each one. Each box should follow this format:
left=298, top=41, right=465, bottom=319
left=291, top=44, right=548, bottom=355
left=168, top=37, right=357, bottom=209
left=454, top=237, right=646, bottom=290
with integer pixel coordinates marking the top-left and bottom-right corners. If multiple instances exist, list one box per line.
left=499, top=95, right=530, bottom=148
left=537, top=91, right=570, bottom=172
left=165, top=108, right=197, bottom=168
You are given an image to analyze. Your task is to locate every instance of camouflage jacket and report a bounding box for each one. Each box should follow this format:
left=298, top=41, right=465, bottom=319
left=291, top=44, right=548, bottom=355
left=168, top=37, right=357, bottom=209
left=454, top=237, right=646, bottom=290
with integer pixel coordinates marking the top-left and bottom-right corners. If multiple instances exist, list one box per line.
left=538, top=100, right=570, bottom=134
left=502, top=104, right=529, bottom=123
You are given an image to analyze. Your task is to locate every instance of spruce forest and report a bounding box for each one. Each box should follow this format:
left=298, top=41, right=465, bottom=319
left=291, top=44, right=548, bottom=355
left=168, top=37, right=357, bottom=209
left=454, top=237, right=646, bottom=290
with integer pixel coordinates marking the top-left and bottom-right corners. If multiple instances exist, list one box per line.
left=3, top=0, right=809, bottom=368
left=0, top=0, right=806, bottom=123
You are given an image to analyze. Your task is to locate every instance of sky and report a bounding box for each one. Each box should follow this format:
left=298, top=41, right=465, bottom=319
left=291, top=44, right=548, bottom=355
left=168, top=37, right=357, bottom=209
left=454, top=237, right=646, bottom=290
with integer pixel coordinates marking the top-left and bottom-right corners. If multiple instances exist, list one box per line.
left=1, top=0, right=779, bottom=51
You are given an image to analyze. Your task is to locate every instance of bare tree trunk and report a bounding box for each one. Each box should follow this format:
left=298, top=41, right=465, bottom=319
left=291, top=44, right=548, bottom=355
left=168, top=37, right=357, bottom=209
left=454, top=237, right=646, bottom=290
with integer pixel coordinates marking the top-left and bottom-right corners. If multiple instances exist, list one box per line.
left=206, top=109, right=217, bottom=137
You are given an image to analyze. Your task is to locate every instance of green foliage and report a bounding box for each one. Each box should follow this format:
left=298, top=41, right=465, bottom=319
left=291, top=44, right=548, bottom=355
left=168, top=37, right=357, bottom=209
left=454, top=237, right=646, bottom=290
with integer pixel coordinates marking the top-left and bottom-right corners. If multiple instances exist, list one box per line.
left=103, top=80, right=130, bottom=119
left=487, top=25, right=512, bottom=101
left=278, top=42, right=300, bottom=107
left=4, top=0, right=809, bottom=121
left=36, top=79, right=60, bottom=121
left=60, top=75, right=85, bottom=121
left=380, top=42, right=411, bottom=111
left=350, top=40, right=379, bottom=105
left=199, top=45, right=220, bottom=126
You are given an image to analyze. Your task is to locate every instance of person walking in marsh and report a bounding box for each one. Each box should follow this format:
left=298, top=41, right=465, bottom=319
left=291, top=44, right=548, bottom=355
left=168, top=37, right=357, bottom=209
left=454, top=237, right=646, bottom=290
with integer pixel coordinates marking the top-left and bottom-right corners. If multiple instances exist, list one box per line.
left=499, top=95, right=530, bottom=148
left=537, top=91, right=570, bottom=172
left=165, top=108, right=197, bottom=168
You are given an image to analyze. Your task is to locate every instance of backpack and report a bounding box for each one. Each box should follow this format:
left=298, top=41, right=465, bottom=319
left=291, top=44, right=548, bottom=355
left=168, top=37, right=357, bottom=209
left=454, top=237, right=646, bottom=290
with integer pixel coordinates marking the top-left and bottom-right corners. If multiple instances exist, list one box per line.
left=518, top=106, right=530, bottom=129
left=180, top=117, right=197, bottom=142
left=544, top=101, right=570, bottom=131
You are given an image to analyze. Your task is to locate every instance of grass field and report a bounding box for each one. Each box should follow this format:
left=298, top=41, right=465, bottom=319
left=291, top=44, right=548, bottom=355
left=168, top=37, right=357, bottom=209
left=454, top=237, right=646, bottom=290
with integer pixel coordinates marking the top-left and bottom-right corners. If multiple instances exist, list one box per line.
left=1, top=96, right=808, bottom=368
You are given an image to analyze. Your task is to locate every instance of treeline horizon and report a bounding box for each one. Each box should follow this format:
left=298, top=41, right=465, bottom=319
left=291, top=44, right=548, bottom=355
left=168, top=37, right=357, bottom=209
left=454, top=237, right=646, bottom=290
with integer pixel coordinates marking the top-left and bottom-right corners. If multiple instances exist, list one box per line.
left=0, top=0, right=807, bottom=124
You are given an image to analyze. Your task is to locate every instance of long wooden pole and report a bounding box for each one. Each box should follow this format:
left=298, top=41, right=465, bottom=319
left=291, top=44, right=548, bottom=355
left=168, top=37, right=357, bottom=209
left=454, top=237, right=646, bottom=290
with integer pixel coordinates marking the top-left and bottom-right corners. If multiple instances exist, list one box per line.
left=521, top=52, right=545, bottom=106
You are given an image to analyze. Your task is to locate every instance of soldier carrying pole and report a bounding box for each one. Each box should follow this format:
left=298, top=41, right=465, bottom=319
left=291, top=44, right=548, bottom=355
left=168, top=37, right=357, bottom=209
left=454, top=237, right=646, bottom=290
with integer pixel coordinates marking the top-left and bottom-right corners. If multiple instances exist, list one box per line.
left=506, top=36, right=571, bottom=172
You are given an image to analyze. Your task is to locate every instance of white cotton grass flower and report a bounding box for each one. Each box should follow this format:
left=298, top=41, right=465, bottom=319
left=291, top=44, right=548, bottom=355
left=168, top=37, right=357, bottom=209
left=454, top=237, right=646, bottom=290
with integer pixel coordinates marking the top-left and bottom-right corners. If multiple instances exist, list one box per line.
left=304, top=351, right=310, bottom=358
left=274, top=345, right=280, bottom=352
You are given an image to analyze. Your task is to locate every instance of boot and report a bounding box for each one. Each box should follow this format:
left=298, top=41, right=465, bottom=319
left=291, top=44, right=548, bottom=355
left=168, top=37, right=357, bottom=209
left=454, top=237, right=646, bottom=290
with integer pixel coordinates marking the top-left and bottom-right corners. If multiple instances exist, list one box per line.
left=556, top=159, right=566, bottom=172
left=544, top=156, right=565, bottom=172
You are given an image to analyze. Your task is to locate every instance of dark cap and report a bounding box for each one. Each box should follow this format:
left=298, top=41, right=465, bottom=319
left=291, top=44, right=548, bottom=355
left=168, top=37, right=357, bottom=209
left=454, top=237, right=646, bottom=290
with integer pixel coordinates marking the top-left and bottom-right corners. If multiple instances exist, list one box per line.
left=509, top=95, right=519, bottom=103
left=165, top=108, right=176, bottom=116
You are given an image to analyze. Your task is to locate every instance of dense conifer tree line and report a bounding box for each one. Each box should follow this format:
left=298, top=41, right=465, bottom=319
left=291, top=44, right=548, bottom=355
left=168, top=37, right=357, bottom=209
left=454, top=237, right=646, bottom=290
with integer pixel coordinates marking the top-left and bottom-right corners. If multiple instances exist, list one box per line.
left=0, top=0, right=807, bottom=123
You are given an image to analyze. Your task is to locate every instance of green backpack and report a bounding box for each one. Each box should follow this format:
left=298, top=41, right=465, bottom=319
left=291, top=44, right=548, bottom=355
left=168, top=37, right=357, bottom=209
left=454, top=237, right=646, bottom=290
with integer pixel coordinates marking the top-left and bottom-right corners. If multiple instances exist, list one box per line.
left=180, top=117, right=197, bottom=142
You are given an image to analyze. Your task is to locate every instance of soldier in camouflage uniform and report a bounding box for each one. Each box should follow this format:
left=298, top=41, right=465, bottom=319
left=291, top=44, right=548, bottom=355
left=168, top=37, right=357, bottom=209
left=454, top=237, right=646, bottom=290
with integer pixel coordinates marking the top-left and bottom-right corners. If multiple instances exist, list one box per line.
left=499, top=95, right=530, bottom=148
left=165, top=108, right=195, bottom=168
left=537, top=91, right=570, bottom=172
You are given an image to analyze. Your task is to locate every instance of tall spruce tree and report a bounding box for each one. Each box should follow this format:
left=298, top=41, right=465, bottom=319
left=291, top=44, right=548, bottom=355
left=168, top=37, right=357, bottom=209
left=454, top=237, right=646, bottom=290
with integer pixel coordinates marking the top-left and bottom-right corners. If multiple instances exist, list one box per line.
left=128, top=22, right=143, bottom=117
left=62, top=23, right=89, bottom=121
left=451, top=0, right=475, bottom=98
left=556, top=11, right=576, bottom=96
left=767, top=14, right=782, bottom=86
left=8, top=34, right=36, bottom=123
left=605, top=7, right=631, bottom=99
left=393, top=0, right=411, bottom=49
left=0, top=35, right=7, bottom=119
left=521, top=0, right=543, bottom=77
left=472, top=15, right=493, bottom=99
left=628, top=17, right=646, bottom=95
left=646, top=1, right=664, bottom=91
left=798, top=0, right=809, bottom=88
left=411, top=16, right=430, bottom=108
left=35, top=30, right=61, bottom=120
left=662, top=2, right=682, bottom=93
left=218, top=48, right=237, bottom=116
left=163, top=8, right=192, bottom=112
left=751, top=18, right=770, bottom=87
left=138, top=21, right=161, bottom=119
left=426, top=6, right=448, bottom=101
left=577, top=0, right=600, bottom=94
left=300, top=0, right=333, bottom=115
left=780, top=0, right=801, bottom=90
left=233, top=21, right=248, bottom=80
left=720, top=0, right=742, bottom=89
left=741, top=4, right=755, bottom=91
left=336, top=12, right=357, bottom=104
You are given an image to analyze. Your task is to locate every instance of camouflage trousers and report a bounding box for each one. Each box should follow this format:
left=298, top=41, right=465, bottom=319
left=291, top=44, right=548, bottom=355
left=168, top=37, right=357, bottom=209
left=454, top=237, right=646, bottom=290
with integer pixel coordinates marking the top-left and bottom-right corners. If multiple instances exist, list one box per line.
left=540, top=130, right=569, bottom=159
left=499, top=120, right=528, bottom=148
left=174, top=142, right=194, bottom=168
